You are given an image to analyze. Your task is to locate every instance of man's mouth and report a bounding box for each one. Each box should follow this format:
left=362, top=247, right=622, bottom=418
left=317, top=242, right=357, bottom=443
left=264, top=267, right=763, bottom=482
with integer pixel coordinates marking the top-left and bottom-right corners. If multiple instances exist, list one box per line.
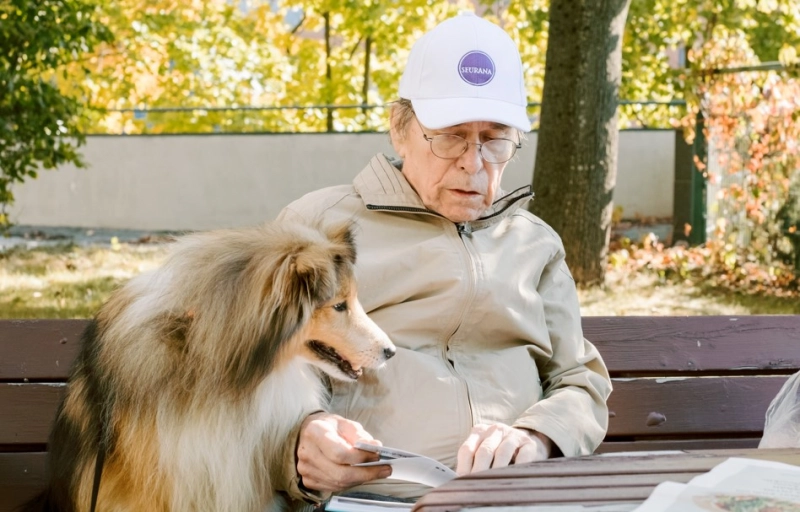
left=307, top=340, right=362, bottom=379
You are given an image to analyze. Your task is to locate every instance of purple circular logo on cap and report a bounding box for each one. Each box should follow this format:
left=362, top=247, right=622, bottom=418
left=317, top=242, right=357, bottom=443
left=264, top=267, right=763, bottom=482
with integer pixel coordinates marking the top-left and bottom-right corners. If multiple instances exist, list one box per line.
left=458, top=51, right=495, bottom=86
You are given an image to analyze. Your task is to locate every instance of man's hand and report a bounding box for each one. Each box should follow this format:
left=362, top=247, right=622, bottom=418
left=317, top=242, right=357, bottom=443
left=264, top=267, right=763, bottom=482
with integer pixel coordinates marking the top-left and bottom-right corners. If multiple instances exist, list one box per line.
left=456, top=423, right=553, bottom=476
left=296, top=412, right=392, bottom=492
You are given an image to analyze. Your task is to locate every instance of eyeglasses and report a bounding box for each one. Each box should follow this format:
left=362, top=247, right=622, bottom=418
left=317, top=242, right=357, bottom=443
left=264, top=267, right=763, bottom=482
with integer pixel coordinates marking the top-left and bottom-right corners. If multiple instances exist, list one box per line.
left=418, top=121, right=521, bottom=164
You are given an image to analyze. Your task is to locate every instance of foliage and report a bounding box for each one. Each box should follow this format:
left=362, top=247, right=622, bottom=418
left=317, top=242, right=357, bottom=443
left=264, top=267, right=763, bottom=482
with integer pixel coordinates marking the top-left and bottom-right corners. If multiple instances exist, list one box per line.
left=603, top=0, right=800, bottom=294
left=610, top=60, right=800, bottom=295
left=63, top=0, right=494, bottom=134
left=60, top=0, right=290, bottom=133
left=680, top=24, right=800, bottom=288
left=30, top=0, right=799, bottom=134
left=0, top=0, right=112, bottom=225
left=52, top=0, right=553, bottom=134
left=609, top=230, right=800, bottom=299
left=621, top=0, right=800, bottom=128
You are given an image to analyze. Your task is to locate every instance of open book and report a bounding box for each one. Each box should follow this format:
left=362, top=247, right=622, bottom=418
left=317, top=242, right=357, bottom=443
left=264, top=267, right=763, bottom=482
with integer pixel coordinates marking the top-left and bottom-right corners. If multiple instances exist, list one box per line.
left=324, top=443, right=457, bottom=512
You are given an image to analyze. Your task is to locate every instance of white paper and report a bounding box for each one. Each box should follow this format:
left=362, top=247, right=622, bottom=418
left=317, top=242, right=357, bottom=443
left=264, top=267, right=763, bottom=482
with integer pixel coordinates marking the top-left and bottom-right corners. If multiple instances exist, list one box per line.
left=470, top=505, right=639, bottom=512
left=325, top=496, right=414, bottom=512
left=632, top=457, right=800, bottom=512
left=352, top=442, right=457, bottom=488
left=688, top=457, right=800, bottom=498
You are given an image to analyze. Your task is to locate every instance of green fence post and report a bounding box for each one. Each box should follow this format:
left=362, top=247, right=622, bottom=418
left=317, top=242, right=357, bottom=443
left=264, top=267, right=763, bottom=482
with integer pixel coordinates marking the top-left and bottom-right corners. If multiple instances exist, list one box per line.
left=689, top=111, right=707, bottom=245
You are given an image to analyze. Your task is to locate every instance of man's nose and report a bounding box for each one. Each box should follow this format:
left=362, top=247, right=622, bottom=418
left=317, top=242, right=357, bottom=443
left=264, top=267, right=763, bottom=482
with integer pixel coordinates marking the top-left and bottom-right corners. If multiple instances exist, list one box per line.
left=457, top=142, right=483, bottom=174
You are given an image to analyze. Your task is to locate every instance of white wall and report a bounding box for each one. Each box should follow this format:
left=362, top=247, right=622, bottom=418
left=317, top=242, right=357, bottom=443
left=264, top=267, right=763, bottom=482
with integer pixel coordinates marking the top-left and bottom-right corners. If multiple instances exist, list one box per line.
left=10, top=131, right=676, bottom=231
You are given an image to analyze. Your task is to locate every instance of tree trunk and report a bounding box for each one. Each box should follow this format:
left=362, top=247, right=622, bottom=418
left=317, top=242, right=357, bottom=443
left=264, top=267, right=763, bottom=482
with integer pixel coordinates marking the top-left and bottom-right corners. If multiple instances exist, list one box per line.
left=324, top=12, right=333, bottom=132
left=362, top=35, right=372, bottom=116
left=531, top=0, right=631, bottom=286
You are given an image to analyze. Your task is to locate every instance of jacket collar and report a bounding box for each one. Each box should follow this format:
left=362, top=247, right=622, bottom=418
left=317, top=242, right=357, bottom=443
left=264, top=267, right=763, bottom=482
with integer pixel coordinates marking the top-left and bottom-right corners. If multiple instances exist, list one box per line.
left=353, top=154, right=533, bottom=231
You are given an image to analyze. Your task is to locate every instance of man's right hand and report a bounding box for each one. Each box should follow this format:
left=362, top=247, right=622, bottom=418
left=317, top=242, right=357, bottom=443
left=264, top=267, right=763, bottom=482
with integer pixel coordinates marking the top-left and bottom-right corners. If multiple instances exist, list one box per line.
left=296, top=412, right=393, bottom=492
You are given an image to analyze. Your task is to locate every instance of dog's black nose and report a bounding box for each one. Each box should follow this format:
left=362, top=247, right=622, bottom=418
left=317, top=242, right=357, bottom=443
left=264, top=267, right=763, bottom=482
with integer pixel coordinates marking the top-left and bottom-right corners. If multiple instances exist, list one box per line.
left=384, top=346, right=396, bottom=360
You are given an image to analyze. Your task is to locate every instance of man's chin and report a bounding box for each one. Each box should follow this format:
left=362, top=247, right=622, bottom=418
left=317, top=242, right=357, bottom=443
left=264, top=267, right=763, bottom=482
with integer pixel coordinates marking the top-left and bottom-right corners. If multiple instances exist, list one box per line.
left=440, top=206, right=487, bottom=223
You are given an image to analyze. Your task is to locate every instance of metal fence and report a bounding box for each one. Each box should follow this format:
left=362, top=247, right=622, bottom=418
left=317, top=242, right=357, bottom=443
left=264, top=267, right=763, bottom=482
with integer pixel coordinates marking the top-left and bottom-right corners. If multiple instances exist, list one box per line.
left=85, top=100, right=688, bottom=135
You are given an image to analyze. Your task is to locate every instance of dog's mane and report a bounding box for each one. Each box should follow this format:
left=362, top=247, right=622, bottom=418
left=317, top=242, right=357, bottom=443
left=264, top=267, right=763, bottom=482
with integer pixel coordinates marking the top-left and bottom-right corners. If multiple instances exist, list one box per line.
left=30, top=220, right=381, bottom=512
left=92, top=221, right=357, bottom=403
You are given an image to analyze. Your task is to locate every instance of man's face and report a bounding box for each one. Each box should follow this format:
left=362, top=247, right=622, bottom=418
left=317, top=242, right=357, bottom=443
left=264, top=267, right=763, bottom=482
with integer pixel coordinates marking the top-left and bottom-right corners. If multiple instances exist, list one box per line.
left=393, top=119, right=514, bottom=223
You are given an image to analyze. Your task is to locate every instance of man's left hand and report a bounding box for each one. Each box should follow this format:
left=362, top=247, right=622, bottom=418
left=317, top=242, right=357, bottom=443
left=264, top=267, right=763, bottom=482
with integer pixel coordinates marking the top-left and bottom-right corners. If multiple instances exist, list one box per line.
left=456, top=424, right=553, bottom=476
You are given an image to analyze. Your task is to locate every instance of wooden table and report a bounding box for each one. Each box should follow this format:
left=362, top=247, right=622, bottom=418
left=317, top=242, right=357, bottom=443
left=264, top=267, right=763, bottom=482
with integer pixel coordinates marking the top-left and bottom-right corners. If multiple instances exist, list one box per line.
left=412, top=448, right=800, bottom=512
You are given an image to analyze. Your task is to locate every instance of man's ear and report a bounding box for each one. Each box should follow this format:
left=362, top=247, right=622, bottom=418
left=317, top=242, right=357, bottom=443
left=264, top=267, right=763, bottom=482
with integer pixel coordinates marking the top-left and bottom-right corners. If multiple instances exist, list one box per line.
left=389, top=110, right=407, bottom=159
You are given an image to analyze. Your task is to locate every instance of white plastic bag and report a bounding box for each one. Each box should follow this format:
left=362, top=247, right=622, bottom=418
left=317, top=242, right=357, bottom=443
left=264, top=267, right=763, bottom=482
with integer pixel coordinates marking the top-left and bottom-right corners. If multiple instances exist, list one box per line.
left=759, top=370, right=800, bottom=448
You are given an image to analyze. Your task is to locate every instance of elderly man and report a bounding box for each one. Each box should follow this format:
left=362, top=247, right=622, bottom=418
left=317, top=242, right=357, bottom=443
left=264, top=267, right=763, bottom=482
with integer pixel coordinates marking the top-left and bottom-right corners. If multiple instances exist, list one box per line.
left=276, top=11, right=612, bottom=506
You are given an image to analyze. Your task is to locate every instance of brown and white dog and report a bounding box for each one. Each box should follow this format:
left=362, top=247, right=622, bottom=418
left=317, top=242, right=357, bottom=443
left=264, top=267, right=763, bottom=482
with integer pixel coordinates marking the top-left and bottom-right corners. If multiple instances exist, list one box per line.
left=23, top=221, right=395, bottom=512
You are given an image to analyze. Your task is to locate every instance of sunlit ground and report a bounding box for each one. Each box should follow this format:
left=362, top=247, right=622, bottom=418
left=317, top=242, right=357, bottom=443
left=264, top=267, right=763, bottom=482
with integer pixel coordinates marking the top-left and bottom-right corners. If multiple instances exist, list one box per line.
left=1, top=241, right=798, bottom=319
left=578, top=270, right=800, bottom=316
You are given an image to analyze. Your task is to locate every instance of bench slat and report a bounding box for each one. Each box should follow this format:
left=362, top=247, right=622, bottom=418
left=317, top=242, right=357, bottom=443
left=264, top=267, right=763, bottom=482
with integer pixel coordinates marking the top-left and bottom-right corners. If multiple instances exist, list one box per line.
left=607, top=375, right=787, bottom=437
left=0, top=320, right=84, bottom=381
left=584, top=316, right=800, bottom=375
left=0, top=452, right=46, bottom=512
left=0, top=377, right=786, bottom=446
left=415, top=449, right=800, bottom=509
left=0, top=384, right=64, bottom=446
left=2, top=317, right=799, bottom=380
left=3, top=317, right=798, bottom=381
left=598, top=437, right=760, bottom=453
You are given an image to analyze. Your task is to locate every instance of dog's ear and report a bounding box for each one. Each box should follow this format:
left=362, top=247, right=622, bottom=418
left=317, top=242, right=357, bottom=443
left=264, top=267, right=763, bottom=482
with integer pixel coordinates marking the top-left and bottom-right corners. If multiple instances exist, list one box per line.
left=323, top=221, right=357, bottom=266
left=289, top=245, right=339, bottom=308
left=239, top=248, right=334, bottom=388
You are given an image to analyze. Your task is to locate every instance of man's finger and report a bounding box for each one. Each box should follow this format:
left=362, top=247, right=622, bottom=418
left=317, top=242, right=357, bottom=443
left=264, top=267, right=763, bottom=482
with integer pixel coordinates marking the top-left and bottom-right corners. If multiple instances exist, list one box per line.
left=309, top=418, right=378, bottom=465
left=514, top=437, right=547, bottom=465
left=298, top=429, right=391, bottom=490
left=491, top=436, right=519, bottom=469
left=456, top=427, right=489, bottom=475
left=471, top=427, right=504, bottom=473
left=302, top=462, right=392, bottom=492
left=336, top=416, right=376, bottom=443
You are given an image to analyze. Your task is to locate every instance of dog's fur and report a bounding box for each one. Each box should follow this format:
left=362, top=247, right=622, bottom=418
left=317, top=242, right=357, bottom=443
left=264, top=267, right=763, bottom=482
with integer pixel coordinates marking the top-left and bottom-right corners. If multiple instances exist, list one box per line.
left=23, top=221, right=395, bottom=512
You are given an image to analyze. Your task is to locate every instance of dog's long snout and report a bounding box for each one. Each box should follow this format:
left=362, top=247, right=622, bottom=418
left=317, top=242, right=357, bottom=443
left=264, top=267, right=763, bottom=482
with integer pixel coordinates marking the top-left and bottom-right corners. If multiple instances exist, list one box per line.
left=384, top=346, right=396, bottom=361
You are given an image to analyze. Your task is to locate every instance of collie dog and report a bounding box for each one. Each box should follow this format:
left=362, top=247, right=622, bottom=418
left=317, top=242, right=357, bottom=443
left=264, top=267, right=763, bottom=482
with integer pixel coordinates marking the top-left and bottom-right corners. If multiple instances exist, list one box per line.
left=25, top=221, right=395, bottom=512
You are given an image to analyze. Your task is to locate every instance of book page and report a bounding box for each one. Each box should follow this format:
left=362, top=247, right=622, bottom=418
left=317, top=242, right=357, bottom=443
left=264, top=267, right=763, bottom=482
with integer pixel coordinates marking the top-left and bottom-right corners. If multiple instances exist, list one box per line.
left=352, top=442, right=457, bottom=488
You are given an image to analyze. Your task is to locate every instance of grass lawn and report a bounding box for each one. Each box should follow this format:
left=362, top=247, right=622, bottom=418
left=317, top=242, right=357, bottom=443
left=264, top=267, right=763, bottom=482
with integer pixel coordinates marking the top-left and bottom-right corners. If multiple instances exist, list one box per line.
left=2, top=241, right=799, bottom=319
left=0, top=243, right=169, bottom=318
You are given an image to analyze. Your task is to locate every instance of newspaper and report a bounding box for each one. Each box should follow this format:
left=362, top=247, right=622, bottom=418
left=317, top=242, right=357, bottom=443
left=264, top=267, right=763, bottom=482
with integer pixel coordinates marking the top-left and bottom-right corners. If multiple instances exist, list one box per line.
left=633, top=457, right=800, bottom=511
left=470, top=505, right=639, bottom=512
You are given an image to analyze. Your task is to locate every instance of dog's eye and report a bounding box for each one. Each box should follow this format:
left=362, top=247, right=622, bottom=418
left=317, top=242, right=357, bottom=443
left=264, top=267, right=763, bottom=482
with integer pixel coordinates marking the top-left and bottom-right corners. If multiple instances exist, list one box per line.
left=332, top=301, right=348, bottom=312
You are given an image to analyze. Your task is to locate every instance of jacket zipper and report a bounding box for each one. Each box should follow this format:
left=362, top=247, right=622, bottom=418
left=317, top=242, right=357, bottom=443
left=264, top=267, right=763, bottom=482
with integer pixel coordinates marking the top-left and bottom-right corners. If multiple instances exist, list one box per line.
left=447, top=225, right=478, bottom=434
left=365, top=190, right=532, bottom=436
left=365, top=186, right=532, bottom=221
left=365, top=205, right=444, bottom=216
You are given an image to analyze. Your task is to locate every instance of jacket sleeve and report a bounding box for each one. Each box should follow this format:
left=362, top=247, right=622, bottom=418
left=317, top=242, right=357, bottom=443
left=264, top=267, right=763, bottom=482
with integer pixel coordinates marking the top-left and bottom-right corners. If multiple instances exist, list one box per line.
left=272, top=205, right=332, bottom=503
left=511, top=253, right=612, bottom=457
left=272, top=412, right=330, bottom=505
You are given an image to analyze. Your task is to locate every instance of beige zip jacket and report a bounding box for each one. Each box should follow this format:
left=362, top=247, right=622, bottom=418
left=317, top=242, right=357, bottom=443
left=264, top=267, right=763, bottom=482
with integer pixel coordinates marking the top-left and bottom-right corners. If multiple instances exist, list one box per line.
left=276, top=154, right=612, bottom=500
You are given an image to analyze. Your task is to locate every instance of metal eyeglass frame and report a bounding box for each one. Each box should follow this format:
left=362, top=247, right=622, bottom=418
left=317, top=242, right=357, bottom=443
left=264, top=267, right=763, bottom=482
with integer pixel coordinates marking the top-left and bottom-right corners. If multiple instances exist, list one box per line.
left=416, top=119, right=522, bottom=164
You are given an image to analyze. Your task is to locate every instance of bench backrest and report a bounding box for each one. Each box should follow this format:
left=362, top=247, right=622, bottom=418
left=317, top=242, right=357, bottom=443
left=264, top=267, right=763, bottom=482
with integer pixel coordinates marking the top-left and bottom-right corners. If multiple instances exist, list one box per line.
left=591, top=315, right=800, bottom=452
left=2, top=317, right=800, bottom=451
left=1, top=316, right=799, bottom=510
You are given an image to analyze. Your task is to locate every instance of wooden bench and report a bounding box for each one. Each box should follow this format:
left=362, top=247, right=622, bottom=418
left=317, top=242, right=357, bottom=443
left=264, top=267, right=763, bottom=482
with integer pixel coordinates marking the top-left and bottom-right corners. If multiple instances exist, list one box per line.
left=1, top=316, right=799, bottom=511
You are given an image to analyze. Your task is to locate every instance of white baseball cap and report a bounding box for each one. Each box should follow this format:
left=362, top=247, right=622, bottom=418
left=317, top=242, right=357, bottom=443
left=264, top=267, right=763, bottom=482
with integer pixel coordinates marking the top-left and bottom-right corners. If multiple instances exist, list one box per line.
left=398, top=12, right=530, bottom=132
